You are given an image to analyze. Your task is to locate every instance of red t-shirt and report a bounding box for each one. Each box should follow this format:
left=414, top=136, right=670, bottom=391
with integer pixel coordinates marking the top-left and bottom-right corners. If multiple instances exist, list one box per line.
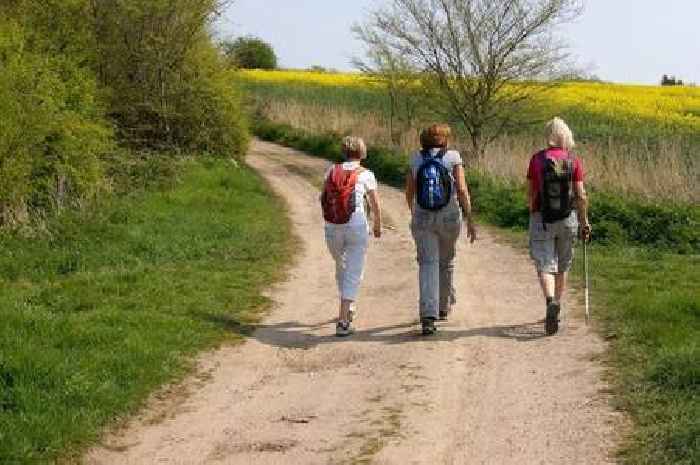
left=527, top=147, right=584, bottom=212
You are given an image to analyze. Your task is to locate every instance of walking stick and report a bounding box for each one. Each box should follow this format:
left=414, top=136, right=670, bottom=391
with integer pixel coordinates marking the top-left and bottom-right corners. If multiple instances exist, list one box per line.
left=583, top=237, right=590, bottom=325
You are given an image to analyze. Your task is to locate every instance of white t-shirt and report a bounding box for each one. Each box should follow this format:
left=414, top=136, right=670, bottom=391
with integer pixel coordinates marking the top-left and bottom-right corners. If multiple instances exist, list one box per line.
left=323, top=161, right=377, bottom=227
left=410, top=148, right=463, bottom=207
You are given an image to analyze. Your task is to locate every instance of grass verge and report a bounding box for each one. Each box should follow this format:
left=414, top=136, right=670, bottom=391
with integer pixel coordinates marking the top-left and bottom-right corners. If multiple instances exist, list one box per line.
left=253, top=120, right=700, bottom=464
left=0, top=158, right=293, bottom=463
left=587, top=247, right=699, bottom=465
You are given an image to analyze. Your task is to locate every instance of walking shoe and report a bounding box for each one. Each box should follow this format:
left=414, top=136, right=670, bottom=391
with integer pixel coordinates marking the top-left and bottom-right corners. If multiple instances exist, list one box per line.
left=348, top=304, right=357, bottom=322
left=545, top=301, right=561, bottom=336
left=336, top=320, right=354, bottom=337
left=438, top=308, right=451, bottom=321
left=421, top=318, right=437, bottom=336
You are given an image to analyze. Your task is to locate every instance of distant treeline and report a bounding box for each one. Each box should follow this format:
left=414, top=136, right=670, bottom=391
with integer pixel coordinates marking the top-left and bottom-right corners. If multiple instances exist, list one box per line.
left=0, top=0, right=248, bottom=227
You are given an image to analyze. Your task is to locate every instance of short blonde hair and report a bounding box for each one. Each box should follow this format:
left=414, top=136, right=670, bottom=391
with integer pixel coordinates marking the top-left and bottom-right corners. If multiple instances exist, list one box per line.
left=545, top=117, right=575, bottom=150
left=420, top=123, right=451, bottom=149
left=342, top=136, right=367, bottom=160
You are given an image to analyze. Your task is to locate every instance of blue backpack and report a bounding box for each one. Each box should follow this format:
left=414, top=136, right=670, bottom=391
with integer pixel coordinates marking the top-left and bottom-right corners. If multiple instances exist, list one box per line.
left=416, top=149, right=452, bottom=211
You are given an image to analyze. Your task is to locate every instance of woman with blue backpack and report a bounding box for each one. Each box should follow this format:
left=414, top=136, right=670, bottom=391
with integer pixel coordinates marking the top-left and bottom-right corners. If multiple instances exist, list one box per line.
left=322, top=136, right=383, bottom=337
left=406, top=124, right=477, bottom=336
left=527, top=117, right=592, bottom=335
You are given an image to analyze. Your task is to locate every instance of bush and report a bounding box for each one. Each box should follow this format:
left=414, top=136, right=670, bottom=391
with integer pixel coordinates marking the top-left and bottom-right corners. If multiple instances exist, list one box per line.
left=165, top=40, right=249, bottom=159
left=223, top=36, right=277, bottom=70
left=0, top=20, right=112, bottom=225
left=93, top=1, right=249, bottom=158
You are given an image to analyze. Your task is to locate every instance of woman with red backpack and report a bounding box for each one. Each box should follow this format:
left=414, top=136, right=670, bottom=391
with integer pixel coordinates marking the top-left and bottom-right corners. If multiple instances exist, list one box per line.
left=527, top=117, right=592, bottom=335
left=405, top=124, right=477, bottom=336
left=322, top=136, right=382, bottom=337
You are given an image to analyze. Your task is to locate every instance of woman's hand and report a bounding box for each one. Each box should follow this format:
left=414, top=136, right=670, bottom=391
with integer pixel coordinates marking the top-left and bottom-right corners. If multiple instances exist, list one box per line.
left=368, top=190, right=382, bottom=239
left=466, top=217, right=477, bottom=243
left=580, top=222, right=592, bottom=242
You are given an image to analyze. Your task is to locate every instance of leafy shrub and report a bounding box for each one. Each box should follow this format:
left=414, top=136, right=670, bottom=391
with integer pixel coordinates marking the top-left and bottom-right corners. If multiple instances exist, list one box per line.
left=166, top=42, right=249, bottom=159
left=93, top=1, right=249, bottom=158
left=591, top=193, right=699, bottom=253
left=0, top=0, right=251, bottom=229
left=223, top=36, right=277, bottom=70
left=0, top=21, right=111, bottom=225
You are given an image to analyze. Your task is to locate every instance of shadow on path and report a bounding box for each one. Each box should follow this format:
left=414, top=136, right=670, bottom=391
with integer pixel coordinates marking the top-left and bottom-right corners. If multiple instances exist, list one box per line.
left=206, top=318, right=550, bottom=350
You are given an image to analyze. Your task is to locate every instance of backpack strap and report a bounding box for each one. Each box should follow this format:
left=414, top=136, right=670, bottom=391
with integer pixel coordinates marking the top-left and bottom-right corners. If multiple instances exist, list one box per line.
left=565, top=150, right=575, bottom=175
left=535, top=149, right=547, bottom=227
left=566, top=150, right=576, bottom=204
left=331, top=163, right=344, bottom=179
left=538, top=149, right=548, bottom=203
left=421, top=148, right=447, bottom=160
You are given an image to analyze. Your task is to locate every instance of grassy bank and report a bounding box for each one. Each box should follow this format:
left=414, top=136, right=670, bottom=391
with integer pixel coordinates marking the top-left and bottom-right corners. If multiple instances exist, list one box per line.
left=253, top=120, right=700, bottom=465
left=588, top=247, right=699, bottom=465
left=0, top=159, right=292, bottom=463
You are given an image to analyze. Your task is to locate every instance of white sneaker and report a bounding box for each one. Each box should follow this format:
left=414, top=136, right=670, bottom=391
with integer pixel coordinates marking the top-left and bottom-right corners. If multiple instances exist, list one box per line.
left=348, top=304, right=358, bottom=322
left=336, top=320, right=355, bottom=337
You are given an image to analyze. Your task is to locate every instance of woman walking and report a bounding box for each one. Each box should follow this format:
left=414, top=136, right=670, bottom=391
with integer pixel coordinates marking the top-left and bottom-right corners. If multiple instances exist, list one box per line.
left=406, top=124, right=477, bottom=336
left=527, top=117, right=592, bottom=335
left=322, top=136, right=382, bottom=337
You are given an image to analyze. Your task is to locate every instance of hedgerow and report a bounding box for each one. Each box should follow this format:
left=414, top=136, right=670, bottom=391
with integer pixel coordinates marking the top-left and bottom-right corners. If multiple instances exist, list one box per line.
left=254, top=118, right=699, bottom=254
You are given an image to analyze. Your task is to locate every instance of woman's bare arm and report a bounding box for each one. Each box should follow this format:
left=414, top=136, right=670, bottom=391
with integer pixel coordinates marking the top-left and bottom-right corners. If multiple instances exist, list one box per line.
left=405, top=170, right=415, bottom=214
left=453, top=165, right=477, bottom=243
left=368, top=189, right=382, bottom=238
left=574, top=181, right=591, bottom=240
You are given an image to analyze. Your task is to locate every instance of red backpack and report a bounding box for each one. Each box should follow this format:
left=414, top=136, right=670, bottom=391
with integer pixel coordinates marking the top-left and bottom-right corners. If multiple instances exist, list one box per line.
left=321, top=165, right=361, bottom=224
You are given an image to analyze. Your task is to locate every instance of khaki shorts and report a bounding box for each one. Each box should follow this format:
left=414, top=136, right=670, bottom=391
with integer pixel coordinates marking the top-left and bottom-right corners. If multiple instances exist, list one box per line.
left=529, top=211, right=579, bottom=274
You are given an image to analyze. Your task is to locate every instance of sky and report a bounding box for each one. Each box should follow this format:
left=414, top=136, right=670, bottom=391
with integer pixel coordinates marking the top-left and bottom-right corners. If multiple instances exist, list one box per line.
left=217, top=1, right=700, bottom=85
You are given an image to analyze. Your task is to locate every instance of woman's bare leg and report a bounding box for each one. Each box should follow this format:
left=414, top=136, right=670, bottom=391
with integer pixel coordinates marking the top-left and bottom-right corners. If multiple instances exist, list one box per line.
left=537, top=271, right=556, bottom=301
left=339, top=299, right=353, bottom=322
left=555, top=272, right=568, bottom=303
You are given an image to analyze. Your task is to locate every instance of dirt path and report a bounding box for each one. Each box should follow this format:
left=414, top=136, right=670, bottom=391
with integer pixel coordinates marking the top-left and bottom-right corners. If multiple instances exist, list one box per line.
left=86, top=140, right=621, bottom=465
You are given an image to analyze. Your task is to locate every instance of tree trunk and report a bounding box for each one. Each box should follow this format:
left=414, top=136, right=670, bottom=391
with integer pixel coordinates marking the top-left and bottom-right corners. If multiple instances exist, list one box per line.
left=55, top=175, right=68, bottom=211
left=466, top=129, right=484, bottom=167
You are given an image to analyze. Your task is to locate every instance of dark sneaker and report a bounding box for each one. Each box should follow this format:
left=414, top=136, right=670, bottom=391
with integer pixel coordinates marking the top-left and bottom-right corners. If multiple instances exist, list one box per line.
left=336, top=320, right=354, bottom=337
left=545, top=301, right=561, bottom=336
left=421, top=318, right=437, bottom=336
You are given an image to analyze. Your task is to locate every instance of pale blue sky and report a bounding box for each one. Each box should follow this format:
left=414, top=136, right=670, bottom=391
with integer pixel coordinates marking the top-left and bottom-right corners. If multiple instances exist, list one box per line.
left=217, top=1, right=700, bottom=85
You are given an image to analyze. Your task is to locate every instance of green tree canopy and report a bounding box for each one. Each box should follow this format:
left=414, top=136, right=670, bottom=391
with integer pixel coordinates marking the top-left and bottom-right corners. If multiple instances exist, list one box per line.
left=223, top=36, right=277, bottom=69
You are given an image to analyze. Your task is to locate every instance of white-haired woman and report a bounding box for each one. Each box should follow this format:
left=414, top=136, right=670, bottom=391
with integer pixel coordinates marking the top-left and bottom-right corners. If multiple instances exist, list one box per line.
left=527, top=117, right=592, bottom=335
left=322, top=136, right=382, bottom=336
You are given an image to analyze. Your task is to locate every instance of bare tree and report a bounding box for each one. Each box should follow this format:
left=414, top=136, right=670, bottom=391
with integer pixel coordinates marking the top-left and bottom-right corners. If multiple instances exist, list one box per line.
left=355, top=0, right=583, bottom=159
left=353, top=43, right=425, bottom=146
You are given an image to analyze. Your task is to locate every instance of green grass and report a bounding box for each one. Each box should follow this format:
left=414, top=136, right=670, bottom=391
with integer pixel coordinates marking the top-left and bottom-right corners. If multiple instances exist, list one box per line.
left=253, top=120, right=700, bottom=464
left=0, top=159, right=293, bottom=463
left=586, top=247, right=699, bottom=465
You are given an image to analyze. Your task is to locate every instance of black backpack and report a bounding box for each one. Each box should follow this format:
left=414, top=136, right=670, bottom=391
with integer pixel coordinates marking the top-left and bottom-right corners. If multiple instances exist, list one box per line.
left=540, top=150, right=576, bottom=223
left=416, top=149, right=452, bottom=211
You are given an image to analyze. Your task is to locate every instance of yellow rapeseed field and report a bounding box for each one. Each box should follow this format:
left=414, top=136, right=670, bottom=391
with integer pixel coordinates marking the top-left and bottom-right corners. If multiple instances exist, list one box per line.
left=241, top=69, right=700, bottom=136
left=241, top=70, right=699, bottom=201
left=241, top=69, right=377, bottom=89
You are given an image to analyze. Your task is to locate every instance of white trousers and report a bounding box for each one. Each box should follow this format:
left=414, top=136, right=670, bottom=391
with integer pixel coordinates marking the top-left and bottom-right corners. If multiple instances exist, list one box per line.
left=324, top=224, right=369, bottom=301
